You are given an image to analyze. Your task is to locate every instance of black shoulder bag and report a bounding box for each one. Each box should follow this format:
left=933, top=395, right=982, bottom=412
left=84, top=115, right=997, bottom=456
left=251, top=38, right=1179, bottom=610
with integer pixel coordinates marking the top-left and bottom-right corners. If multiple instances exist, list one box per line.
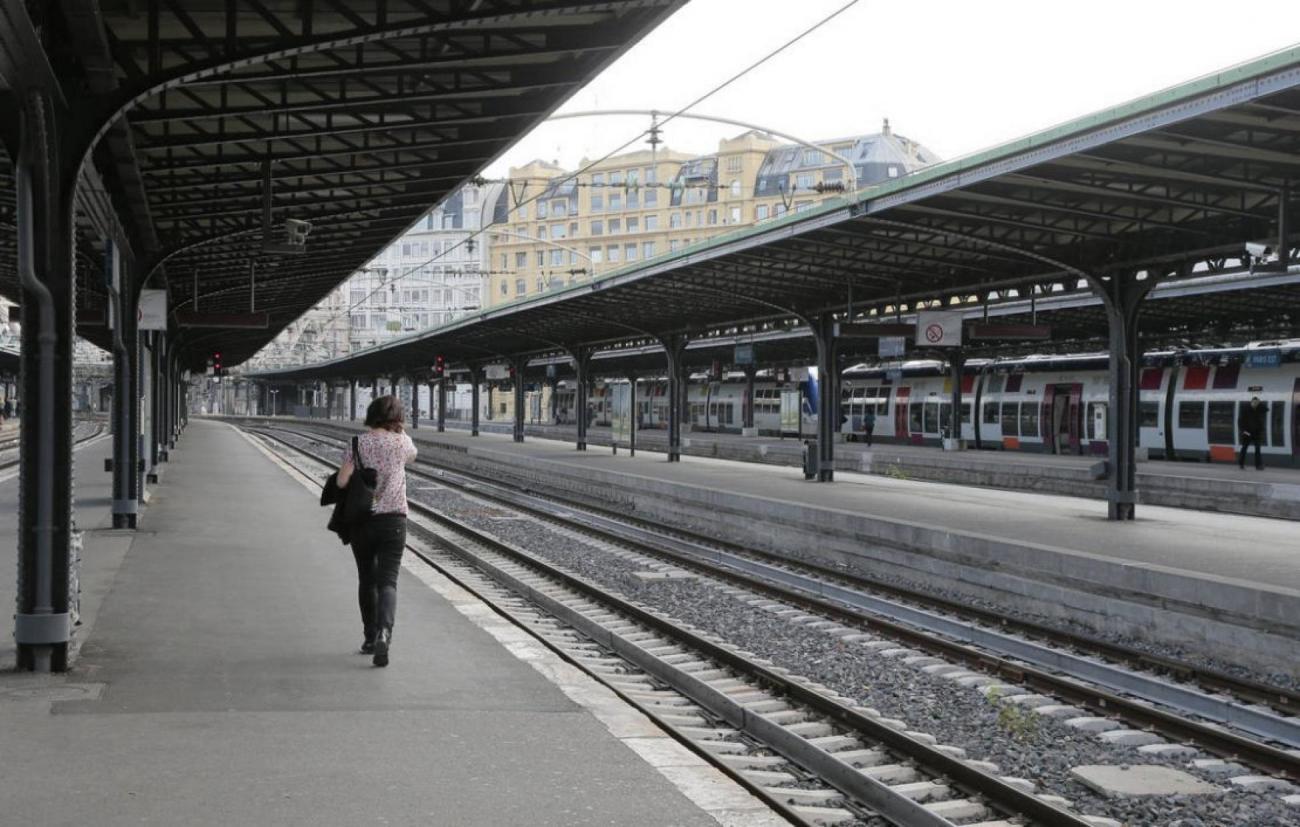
left=343, top=436, right=378, bottom=525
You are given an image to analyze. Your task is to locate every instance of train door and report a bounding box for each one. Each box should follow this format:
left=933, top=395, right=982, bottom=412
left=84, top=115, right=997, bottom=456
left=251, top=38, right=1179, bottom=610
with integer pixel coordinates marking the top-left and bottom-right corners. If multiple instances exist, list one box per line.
left=1047, top=383, right=1082, bottom=454
left=1041, top=385, right=1056, bottom=453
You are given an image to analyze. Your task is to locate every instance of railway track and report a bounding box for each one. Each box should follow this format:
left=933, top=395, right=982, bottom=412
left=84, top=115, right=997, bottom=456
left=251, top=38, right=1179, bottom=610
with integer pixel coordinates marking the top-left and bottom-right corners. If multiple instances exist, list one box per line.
left=249, top=421, right=1300, bottom=786
left=248, top=424, right=1111, bottom=827
left=0, top=423, right=106, bottom=471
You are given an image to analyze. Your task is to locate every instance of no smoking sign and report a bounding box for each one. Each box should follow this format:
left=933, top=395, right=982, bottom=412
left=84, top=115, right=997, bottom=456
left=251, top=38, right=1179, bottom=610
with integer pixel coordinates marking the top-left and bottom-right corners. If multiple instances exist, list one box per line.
left=915, top=311, right=963, bottom=348
left=924, top=323, right=944, bottom=343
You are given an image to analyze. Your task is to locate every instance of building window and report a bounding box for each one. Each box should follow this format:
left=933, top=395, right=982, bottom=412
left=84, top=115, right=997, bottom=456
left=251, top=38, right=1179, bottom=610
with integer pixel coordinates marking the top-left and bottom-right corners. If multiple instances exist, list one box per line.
left=644, top=167, right=656, bottom=184
left=645, top=189, right=658, bottom=207
left=609, top=193, right=622, bottom=211
left=592, top=173, right=605, bottom=186
left=627, top=191, right=639, bottom=209
left=536, top=201, right=548, bottom=219
left=515, top=278, right=526, bottom=295
left=645, top=214, right=659, bottom=230
left=726, top=155, right=742, bottom=173
left=729, top=206, right=741, bottom=224
left=536, top=251, right=544, bottom=267
left=796, top=173, right=814, bottom=190
left=626, top=216, right=639, bottom=233
left=684, top=211, right=693, bottom=227
left=516, top=204, right=527, bottom=220
left=624, top=243, right=637, bottom=262
left=610, top=170, right=624, bottom=186
left=570, top=222, right=578, bottom=236
left=591, top=220, right=604, bottom=235
left=536, top=277, right=544, bottom=292
left=887, top=165, right=899, bottom=178
left=756, top=204, right=769, bottom=220
left=609, top=218, right=621, bottom=234
left=591, top=194, right=604, bottom=211
left=669, top=213, right=682, bottom=229
left=515, top=252, right=526, bottom=268
left=607, top=245, right=620, bottom=263
left=642, top=241, right=656, bottom=258
left=350, top=314, right=366, bottom=329
left=775, top=203, right=787, bottom=217
left=707, top=209, right=717, bottom=225
left=552, top=200, right=567, bottom=218
left=669, top=239, right=681, bottom=253
left=536, top=224, right=548, bottom=240
left=549, top=249, right=564, bottom=266
left=552, top=223, right=567, bottom=239
left=730, top=179, right=741, bottom=197
left=590, top=247, right=603, bottom=263
left=499, top=281, right=508, bottom=295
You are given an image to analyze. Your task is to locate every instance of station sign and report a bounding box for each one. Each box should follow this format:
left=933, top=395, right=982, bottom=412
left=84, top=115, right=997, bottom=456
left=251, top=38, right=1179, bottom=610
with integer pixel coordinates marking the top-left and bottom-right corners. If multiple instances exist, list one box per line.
left=484, top=364, right=509, bottom=380
left=734, top=344, right=755, bottom=365
left=879, top=337, right=906, bottom=358
left=138, top=289, right=168, bottom=331
left=915, top=311, right=963, bottom=348
left=1245, top=349, right=1281, bottom=368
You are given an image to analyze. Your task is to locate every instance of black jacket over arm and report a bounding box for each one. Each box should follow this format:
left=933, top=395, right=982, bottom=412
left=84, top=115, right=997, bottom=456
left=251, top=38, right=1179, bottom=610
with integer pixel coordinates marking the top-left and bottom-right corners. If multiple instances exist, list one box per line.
left=321, top=472, right=352, bottom=545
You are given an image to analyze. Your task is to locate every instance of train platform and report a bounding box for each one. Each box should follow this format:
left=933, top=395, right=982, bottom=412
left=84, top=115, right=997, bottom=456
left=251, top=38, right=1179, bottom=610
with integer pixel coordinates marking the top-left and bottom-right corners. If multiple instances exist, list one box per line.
left=440, top=419, right=1300, bottom=521
left=275, top=417, right=1300, bottom=676
left=0, top=420, right=774, bottom=826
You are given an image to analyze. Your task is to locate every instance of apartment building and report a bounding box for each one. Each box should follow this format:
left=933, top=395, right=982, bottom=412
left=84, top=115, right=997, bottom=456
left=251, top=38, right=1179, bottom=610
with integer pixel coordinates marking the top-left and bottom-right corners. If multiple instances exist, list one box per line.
left=483, top=124, right=937, bottom=307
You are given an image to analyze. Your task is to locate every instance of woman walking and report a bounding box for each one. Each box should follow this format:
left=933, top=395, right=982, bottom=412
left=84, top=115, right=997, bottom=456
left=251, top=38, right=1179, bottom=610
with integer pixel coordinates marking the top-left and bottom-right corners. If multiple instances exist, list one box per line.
left=336, top=395, right=417, bottom=666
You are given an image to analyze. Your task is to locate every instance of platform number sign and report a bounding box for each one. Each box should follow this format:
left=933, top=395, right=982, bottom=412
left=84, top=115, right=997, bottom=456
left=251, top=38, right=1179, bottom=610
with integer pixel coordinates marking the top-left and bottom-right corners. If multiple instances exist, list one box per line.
left=915, top=311, right=963, bottom=348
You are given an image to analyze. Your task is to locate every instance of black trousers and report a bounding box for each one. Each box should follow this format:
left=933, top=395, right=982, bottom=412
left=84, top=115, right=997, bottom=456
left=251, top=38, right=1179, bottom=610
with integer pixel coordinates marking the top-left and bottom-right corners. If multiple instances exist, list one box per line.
left=351, top=514, right=407, bottom=641
left=1238, top=434, right=1263, bottom=469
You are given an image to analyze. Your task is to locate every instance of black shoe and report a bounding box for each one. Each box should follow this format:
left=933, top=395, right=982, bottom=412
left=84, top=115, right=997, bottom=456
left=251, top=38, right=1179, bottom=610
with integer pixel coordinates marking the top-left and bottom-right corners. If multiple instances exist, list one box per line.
left=360, top=639, right=375, bottom=655
left=372, top=629, right=390, bottom=667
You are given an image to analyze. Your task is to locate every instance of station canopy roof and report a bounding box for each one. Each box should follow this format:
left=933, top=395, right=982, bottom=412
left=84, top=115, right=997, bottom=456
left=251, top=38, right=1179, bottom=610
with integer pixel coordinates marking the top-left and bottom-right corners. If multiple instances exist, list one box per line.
left=0, top=1, right=687, bottom=369
left=251, top=45, right=1300, bottom=384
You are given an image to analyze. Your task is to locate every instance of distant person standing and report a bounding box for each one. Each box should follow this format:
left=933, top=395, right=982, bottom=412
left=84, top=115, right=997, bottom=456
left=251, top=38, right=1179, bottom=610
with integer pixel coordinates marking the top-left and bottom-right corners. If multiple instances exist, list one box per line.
left=863, top=410, right=876, bottom=447
left=1238, top=396, right=1266, bottom=471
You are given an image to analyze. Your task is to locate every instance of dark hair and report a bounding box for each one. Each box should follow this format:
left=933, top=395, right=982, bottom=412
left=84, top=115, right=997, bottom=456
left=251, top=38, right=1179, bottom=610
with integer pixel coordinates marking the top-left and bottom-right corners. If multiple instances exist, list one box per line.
left=365, top=395, right=405, bottom=431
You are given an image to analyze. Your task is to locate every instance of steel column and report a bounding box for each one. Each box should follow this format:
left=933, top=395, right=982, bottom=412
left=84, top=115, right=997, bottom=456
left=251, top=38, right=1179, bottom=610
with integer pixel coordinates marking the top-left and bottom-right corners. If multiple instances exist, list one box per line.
left=571, top=348, right=592, bottom=451
left=110, top=250, right=137, bottom=530
left=436, top=378, right=446, bottom=432
left=660, top=336, right=686, bottom=462
left=1097, top=272, right=1153, bottom=520
left=950, top=350, right=965, bottom=448
left=628, top=373, right=637, bottom=457
left=349, top=379, right=357, bottom=421
left=513, top=359, right=526, bottom=443
left=469, top=366, right=482, bottom=437
left=13, top=87, right=77, bottom=671
left=743, top=365, right=757, bottom=430
left=409, top=377, right=418, bottom=429
left=814, top=315, right=836, bottom=481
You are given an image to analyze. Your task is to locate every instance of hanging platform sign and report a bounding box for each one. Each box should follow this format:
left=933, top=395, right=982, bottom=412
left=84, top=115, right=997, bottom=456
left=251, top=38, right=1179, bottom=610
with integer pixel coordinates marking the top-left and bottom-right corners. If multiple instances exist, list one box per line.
left=484, top=364, right=509, bottom=380
left=734, top=344, right=755, bottom=365
left=879, top=336, right=906, bottom=358
left=834, top=322, right=914, bottom=338
left=138, top=289, right=169, bottom=331
left=175, top=311, right=270, bottom=329
left=968, top=323, right=1051, bottom=341
left=915, top=311, right=963, bottom=347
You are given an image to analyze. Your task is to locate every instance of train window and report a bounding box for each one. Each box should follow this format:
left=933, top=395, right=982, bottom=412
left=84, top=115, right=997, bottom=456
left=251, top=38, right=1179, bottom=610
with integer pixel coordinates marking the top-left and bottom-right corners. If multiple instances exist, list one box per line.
left=983, top=402, right=998, bottom=425
left=1138, top=401, right=1159, bottom=428
left=1271, top=401, right=1286, bottom=447
left=1019, top=402, right=1039, bottom=438
left=1207, top=401, right=1235, bottom=444
left=1000, top=402, right=1018, bottom=435
left=961, top=403, right=972, bottom=424
left=939, top=403, right=952, bottom=432
left=922, top=403, right=937, bottom=434
left=986, top=374, right=1004, bottom=394
left=1178, top=402, right=1204, bottom=429
left=878, top=390, right=891, bottom=415
left=909, top=402, right=923, bottom=433
left=708, top=403, right=717, bottom=418
left=1087, top=402, right=1107, bottom=441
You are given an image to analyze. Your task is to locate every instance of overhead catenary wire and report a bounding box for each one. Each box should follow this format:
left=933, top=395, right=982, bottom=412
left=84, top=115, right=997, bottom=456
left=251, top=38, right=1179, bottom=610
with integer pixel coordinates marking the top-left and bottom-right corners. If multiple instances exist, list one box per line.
left=308, top=0, right=862, bottom=354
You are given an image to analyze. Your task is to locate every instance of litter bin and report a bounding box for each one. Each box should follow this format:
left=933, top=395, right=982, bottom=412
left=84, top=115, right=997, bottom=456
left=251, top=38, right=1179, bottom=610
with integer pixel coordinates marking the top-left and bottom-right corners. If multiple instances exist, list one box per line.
left=803, top=439, right=819, bottom=480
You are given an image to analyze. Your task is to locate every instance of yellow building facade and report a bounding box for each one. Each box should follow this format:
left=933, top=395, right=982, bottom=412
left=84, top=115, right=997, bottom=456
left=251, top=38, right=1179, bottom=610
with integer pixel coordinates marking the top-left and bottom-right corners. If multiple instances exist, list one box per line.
left=482, top=126, right=937, bottom=308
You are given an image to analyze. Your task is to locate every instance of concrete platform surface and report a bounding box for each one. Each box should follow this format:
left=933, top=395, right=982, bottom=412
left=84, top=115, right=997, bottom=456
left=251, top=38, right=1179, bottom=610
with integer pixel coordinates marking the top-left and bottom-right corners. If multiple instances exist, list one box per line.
left=0, top=420, right=756, bottom=826
left=441, top=419, right=1300, bottom=520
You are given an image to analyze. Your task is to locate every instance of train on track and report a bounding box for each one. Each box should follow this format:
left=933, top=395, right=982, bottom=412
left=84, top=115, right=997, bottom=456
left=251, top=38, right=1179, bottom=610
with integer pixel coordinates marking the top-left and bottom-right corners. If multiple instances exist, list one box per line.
left=552, top=342, right=1300, bottom=466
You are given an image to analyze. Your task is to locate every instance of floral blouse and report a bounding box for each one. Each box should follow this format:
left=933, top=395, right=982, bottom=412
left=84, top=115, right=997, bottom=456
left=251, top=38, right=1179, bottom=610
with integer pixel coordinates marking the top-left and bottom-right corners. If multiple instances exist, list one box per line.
left=340, top=430, right=418, bottom=516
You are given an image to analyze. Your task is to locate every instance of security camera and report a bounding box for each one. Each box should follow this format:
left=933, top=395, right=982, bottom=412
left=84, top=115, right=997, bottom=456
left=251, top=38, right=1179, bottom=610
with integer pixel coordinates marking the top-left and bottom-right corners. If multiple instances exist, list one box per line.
left=1245, top=241, right=1273, bottom=260
left=284, top=218, right=312, bottom=246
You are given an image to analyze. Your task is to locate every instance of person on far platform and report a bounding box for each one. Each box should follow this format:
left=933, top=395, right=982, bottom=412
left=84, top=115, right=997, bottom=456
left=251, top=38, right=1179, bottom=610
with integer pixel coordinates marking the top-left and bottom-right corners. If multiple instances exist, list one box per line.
left=1238, top=396, right=1267, bottom=471
left=863, top=409, right=876, bottom=447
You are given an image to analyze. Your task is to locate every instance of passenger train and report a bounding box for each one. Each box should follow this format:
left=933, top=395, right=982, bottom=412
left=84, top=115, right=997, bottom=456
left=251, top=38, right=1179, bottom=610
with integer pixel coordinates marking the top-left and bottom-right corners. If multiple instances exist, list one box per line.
left=550, top=343, right=1300, bottom=466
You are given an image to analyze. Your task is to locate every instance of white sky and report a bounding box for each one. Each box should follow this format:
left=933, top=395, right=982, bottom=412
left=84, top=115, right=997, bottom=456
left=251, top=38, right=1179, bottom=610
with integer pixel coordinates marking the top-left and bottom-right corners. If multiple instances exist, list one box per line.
left=485, top=0, right=1300, bottom=175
